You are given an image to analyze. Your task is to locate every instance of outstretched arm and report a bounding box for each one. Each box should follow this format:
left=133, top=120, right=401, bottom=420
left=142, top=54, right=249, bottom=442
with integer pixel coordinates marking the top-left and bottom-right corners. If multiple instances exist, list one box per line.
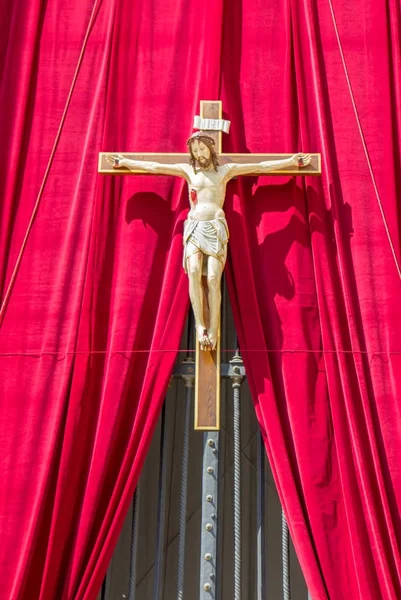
left=223, top=153, right=312, bottom=181
left=106, top=154, right=189, bottom=179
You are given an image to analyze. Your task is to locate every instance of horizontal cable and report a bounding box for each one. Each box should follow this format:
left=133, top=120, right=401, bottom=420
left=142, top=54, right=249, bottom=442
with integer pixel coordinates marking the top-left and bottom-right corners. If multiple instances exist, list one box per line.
left=0, top=349, right=398, bottom=356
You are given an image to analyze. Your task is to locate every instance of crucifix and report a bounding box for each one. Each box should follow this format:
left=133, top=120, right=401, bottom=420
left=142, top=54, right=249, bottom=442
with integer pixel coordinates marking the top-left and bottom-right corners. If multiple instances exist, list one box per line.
left=98, top=100, right=321, bottom=430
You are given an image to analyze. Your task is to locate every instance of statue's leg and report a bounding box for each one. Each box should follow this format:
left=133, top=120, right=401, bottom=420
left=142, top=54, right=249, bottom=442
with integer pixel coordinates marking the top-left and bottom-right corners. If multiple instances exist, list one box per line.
left=187, top=245, right=210, bottom=347
left=206, top=256, right=224, bottom=350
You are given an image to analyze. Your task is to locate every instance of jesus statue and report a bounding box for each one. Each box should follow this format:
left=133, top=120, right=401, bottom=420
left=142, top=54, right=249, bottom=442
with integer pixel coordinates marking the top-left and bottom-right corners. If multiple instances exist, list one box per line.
left=106, top=132, right=311, bottom=351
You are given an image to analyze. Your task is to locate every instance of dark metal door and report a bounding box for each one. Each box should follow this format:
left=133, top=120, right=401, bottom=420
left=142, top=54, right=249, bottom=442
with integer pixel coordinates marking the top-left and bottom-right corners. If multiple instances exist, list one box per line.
left=99, top=283, right=311, bottom=600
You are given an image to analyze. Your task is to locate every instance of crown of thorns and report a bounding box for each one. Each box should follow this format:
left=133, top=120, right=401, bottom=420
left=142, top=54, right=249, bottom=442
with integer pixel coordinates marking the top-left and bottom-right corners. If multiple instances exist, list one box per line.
left=186, top=131, right=216, bottom=148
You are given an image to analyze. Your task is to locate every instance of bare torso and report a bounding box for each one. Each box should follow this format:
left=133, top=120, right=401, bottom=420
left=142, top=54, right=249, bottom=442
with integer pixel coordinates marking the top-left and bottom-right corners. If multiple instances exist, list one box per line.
left=183, top=165, right=227, bottom=221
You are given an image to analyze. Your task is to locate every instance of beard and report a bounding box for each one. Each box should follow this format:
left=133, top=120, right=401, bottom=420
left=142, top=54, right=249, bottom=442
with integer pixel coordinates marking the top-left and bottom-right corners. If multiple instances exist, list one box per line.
left=197, top=155, right=213, bottom=169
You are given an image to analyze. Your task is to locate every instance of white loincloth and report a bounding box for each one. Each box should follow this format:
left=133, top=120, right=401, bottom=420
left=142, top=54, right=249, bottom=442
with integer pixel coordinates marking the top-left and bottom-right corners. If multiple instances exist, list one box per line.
left=183, top=217, right=229, bottom=275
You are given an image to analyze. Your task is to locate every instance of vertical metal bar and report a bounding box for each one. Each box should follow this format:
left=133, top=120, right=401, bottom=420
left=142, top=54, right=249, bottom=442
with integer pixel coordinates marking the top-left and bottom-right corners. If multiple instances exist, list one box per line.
left=101, top=564, right=112, bottom=600
left=199, top=431, right=220, bottom=599
left=215, top=278, right=226, bottom=600
left=282, top=510, right=290, bottom=600
left=215, top=427, right=225, bottom=600
left=176, top=364, right=194, bottom=600
left=100, top=577, right=107, bottom=600
left=230, top=350, right=244, bottom=600
left=232, top=387, right=241, bottom=600
left=127, top=482, right=141, bottom=600
left=256, top=431, right=266, bottom=600
left=153, top=402, right=168, bottom=600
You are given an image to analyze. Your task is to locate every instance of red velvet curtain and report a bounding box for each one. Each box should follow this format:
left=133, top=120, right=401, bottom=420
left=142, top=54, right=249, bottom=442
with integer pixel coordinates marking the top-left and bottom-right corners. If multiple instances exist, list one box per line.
left=1, top=0, right=400, bottom=599
left=223, top=1, right=401, bottom=599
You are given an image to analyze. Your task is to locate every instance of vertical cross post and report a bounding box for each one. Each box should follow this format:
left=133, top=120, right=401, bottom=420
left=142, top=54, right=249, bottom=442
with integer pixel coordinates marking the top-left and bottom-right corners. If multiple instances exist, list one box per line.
left=195, top=100, right=224, bottom=600
left=194, top=101, right=223, bottom=431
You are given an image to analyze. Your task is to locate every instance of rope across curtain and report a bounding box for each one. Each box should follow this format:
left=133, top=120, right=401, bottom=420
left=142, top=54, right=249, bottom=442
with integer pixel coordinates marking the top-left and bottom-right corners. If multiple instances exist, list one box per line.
left=0, top=0, right=400, bottom=599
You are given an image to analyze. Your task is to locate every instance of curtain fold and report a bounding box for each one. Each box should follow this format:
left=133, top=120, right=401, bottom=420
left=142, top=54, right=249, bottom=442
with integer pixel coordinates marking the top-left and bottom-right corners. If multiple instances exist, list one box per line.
left=0, top=0, right=400, bottom=599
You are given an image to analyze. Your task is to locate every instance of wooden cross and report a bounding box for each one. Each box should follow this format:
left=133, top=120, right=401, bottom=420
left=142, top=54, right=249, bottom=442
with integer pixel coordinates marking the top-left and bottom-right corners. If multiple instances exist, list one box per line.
left=98, top=100, right=321, bottom=431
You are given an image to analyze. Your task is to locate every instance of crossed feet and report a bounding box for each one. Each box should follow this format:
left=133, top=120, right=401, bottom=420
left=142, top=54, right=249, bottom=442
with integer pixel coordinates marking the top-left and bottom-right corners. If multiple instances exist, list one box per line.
left=197, top=325, right=218, bottom=351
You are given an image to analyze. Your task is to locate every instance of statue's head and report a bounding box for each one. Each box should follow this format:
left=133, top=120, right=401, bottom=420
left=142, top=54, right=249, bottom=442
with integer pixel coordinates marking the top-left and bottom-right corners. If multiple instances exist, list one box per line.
left=187, top=131, right=219, bottom=172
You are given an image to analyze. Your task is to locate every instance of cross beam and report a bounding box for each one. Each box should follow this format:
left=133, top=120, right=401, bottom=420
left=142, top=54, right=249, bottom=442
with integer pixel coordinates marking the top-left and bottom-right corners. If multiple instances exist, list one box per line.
left=98, top=151, right=321, bottom=176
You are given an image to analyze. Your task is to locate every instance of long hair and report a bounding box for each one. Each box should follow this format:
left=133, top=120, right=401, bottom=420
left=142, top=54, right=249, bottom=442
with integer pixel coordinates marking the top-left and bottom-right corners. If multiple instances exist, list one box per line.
left=187, top=132, right=219, bottom=172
